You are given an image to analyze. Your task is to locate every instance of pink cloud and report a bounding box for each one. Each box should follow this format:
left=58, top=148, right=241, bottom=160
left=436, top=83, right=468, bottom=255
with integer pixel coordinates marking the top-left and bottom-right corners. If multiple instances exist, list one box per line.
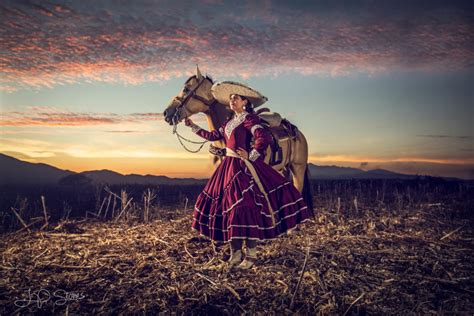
left=0, top=106, right=163, bottom=127
left=1, top=1, right=472, bottom=91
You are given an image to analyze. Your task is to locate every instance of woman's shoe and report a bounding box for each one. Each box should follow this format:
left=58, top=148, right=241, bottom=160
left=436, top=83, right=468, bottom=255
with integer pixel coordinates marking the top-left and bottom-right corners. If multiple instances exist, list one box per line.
left=237, top=257, right=256, bottom=269
left=227, top=249, right=243, bottom=268
left=237, top=246, right=257, bottom=269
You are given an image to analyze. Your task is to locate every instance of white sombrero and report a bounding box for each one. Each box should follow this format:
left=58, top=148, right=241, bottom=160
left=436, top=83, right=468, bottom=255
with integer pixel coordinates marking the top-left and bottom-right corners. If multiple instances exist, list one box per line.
left=211, top=81, right=268, bottom=107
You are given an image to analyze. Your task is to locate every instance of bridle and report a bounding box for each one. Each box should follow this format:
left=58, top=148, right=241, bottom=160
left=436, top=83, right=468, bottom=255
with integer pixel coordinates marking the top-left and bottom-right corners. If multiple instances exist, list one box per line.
left=171, top=76, right=216, bottom=153
left=172, top=76, right=212, bottom=123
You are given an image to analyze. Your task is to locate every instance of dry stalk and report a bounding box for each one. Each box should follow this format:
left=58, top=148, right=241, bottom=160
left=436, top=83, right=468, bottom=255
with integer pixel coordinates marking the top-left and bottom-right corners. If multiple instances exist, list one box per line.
left=184, top=197, right=189, bottom=211
left=343, top=292, right=365, bottom=316
left=10, top=207, right=30, bottom=233
left=290, top=238, right=311, bottom=310
left=440, top=226, right=463, bottom=241
left=40, top=195, right=49, bottom=229
left=143, top=188, right=156, bottom=223
left=97, top=197, right=107, bottom=218
left=15, top=217, right=43, bottom=234
left=112, top=190, right=133, bottom=222
left=104, top=193, right=112, bottom=219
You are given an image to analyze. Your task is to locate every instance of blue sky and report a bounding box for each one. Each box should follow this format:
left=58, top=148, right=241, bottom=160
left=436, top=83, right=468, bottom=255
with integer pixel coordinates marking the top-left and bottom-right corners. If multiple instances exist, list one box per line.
left=1, top=0, right=473, bottom=178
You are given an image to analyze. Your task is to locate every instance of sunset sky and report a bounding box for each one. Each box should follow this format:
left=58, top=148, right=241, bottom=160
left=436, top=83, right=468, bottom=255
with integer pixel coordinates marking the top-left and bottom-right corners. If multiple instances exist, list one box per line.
left=1, top=0, right=473, bottom=179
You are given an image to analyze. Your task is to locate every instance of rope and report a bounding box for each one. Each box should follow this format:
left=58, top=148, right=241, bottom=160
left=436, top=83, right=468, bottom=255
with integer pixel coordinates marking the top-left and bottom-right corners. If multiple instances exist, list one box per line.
left=175, top=129, right=208, bottom=153
left=171, top=106, right=208, bottom=153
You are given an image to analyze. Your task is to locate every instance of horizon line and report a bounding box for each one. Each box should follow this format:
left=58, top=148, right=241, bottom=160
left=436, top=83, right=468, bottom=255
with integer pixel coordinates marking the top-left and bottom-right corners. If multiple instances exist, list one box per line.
left=2, top=152, right=472, bottom=180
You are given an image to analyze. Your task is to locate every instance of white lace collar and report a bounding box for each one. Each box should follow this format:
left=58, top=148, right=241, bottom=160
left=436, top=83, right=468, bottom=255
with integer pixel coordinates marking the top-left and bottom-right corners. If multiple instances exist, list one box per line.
left=224, top=112, right=248, bottom=138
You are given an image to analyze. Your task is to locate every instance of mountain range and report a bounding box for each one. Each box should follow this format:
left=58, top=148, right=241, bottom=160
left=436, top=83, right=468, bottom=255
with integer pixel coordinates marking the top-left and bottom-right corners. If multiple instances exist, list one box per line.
left=0, top=154, right=206, bottom=185
left=0, top=153, right=430, bottom=186
left=307, top=164, right=416, bottom=180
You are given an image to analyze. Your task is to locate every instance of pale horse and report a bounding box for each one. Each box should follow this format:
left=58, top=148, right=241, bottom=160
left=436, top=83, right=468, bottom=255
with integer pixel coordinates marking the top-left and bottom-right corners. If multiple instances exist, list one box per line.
left=163, top=67, right=314, bottom=214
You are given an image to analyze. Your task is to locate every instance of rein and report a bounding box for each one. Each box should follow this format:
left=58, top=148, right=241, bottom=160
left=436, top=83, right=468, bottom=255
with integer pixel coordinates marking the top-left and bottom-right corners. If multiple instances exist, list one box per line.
left=173, top=126, right=208, bottom=153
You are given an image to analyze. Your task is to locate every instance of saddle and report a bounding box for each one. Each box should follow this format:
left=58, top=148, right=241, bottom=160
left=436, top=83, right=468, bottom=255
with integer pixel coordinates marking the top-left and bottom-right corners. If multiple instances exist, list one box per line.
left=257, top=108, right=299, bottom=166
left=258, top=111, right=282, bottom=128
left=209, top=108, right=299, bottom=167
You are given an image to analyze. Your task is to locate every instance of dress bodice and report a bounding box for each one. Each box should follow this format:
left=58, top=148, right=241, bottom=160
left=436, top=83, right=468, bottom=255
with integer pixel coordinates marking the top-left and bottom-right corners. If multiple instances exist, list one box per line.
left=223, top=112, right=253, bottom=152
left=191, top=112, right=272, bottom=162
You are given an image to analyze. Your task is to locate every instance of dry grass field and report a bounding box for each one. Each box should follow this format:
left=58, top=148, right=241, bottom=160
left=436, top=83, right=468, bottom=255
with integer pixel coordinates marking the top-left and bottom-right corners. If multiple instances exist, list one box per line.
left=1, top=185, right=473, bottom=314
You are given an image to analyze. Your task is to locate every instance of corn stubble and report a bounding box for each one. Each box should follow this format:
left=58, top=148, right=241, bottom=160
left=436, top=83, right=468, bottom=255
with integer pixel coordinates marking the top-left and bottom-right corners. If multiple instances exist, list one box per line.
left=1, top=184, right=473, bottom=314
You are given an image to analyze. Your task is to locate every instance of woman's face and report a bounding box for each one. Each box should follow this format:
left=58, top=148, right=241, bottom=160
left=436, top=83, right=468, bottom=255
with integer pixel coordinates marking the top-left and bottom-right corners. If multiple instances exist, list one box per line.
left=229, top=94, right=247, bottom=113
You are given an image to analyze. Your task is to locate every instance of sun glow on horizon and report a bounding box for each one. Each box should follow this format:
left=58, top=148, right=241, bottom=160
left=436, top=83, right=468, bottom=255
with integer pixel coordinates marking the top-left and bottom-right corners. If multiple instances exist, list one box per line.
left=2, top=150, right=472, bottom=180
left=309, top=155, right=474, bottom=165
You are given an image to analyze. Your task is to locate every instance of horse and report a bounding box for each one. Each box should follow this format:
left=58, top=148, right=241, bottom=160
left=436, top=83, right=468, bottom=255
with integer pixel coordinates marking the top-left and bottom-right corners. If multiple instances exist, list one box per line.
left=163, top=67, right=314, bottom=214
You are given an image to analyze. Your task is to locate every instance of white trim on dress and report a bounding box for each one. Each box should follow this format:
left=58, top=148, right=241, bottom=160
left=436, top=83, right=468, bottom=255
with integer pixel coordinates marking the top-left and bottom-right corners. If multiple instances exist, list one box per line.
left=249, top=149, right=260, bottom=162
left=224, top=112, right=248, bottom=138
left=192, top=216, right=313, bottom=242
left=190, top=123, right=202, bottom=133
left=193, top=205, right=309, bottom=232
left=250, top=124, right=264, bottom=136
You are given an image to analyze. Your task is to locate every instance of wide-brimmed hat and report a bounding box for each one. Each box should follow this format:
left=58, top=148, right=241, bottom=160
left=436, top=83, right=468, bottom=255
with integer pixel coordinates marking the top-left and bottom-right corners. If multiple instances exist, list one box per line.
left=211, top=81, right=268, bottom=107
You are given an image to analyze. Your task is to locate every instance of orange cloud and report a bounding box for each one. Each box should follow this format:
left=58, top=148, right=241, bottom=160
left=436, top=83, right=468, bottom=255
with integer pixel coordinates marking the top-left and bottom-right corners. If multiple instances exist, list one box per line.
left=309, top=154, right=474, bottom=165
left=0, top=106, right=163, bottom=127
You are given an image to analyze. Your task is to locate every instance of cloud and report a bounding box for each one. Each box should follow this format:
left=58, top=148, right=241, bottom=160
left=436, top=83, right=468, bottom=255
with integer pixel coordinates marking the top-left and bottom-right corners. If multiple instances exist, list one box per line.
left=417, top=134, right=472, bottom=140
left=372, top=161, right=474, bottom=180
left=0, top=106, right=163, bottom=127
left=308, top=153, right=474, bottom=165
left=308, top=152, right=474, bottom=179
left=1, top=1, right=473, bottom=91
left=104, top=130, right=140, bottom=133
left=1, top=151, right=33, bottom=160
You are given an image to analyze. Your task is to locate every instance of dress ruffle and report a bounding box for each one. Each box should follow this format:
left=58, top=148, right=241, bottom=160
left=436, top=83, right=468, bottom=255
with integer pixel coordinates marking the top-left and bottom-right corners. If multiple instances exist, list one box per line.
left=192, top=156, right=312, bottom=242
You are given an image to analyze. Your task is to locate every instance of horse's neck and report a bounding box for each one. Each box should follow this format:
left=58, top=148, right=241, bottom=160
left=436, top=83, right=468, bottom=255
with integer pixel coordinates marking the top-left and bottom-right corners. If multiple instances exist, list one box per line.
left=205, top=102, right=230, bottom=131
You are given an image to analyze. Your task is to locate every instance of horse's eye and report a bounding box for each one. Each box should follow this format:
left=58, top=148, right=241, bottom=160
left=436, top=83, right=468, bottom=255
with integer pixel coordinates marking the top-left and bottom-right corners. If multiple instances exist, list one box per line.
left=183, top=87, right=189, bottom=93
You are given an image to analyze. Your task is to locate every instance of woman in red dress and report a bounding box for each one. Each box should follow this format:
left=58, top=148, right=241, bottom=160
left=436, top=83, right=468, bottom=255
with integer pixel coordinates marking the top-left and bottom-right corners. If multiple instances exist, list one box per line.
left=185, top=82, right=312, bottom=269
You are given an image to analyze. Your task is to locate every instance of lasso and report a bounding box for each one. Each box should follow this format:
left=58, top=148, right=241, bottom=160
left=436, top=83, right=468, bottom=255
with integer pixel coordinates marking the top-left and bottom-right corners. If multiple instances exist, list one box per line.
left=171, top=105, right=208, bottom=153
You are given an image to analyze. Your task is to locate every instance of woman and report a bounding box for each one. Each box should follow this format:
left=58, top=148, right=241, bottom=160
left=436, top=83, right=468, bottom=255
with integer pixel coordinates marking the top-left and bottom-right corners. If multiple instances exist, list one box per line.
left=185, top=81, right=312, bottom=269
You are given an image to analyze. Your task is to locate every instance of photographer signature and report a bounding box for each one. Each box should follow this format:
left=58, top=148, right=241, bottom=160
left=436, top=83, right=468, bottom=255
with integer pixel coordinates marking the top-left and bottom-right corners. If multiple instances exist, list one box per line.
left=14, top=288, right=85, bottom=308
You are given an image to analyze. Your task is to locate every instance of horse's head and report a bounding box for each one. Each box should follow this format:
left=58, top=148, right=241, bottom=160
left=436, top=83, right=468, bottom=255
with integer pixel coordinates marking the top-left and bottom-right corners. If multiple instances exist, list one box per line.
left=163, top=66, right=215, bottom=125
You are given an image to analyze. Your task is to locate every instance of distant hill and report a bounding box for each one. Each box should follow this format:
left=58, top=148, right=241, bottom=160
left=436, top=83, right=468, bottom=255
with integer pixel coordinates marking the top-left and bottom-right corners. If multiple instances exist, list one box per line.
left=0, top=153, right=441, bottom=186
left=0, top=153, right=74, bottom=185
left=0, top=154, right=206, bottom=186
left=307, top=164, right=415, bottom=179
left=363, top=168, right=415, bottom=179
left=81, top=170, right=206, bottom=185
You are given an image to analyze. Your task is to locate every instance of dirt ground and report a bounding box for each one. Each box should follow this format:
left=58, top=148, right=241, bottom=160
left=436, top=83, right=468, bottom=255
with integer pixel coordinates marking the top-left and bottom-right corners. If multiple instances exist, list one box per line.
left=1, top=204, right=473, bottom=314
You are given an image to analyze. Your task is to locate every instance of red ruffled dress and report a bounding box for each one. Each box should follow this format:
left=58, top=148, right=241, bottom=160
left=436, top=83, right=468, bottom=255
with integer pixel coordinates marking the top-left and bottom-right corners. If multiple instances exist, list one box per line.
left=190, top=112, right=312, bottom=242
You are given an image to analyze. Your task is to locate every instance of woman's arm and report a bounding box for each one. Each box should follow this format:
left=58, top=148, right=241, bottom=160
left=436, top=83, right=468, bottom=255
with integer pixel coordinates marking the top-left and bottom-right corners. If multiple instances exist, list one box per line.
left=243, top=113, right=272, bottom=162
left=186, top=118, right=224, bottom=141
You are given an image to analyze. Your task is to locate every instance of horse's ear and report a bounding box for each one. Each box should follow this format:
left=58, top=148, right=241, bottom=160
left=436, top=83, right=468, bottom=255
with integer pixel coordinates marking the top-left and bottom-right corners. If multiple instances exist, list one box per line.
left=196, top=65, right=203, bottom=80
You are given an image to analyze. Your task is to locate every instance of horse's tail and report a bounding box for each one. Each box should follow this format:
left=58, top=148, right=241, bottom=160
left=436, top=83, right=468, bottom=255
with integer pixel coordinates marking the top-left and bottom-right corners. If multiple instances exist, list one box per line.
left=302, top=165, right=315, bottom=217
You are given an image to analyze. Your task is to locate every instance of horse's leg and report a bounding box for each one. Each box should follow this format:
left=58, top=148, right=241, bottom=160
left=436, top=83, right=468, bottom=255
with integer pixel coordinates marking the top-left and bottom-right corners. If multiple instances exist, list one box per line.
left=288, top=131, right=308, bottom=193
left=290, top=163, right=306, bottom=193
left=289, top=131, right=315, bottom=217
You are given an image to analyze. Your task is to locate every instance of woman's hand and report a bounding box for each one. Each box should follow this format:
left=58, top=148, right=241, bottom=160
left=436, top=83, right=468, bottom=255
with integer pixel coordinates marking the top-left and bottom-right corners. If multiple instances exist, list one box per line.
left=236, top=147, right=249, bottom=160
left=184, top=118, right=193, bottom=126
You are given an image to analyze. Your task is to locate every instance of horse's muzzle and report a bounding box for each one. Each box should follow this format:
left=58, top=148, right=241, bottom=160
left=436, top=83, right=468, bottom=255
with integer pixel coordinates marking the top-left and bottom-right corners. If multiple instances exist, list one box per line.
left=163, top=110, right=176, bottom=125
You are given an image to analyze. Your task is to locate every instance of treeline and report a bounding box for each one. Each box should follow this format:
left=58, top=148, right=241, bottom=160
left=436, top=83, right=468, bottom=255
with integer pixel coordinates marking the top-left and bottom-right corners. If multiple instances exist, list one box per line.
left=1, top=173, right=206, bottom=233
left=1, top=176, right=473, bottom=233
